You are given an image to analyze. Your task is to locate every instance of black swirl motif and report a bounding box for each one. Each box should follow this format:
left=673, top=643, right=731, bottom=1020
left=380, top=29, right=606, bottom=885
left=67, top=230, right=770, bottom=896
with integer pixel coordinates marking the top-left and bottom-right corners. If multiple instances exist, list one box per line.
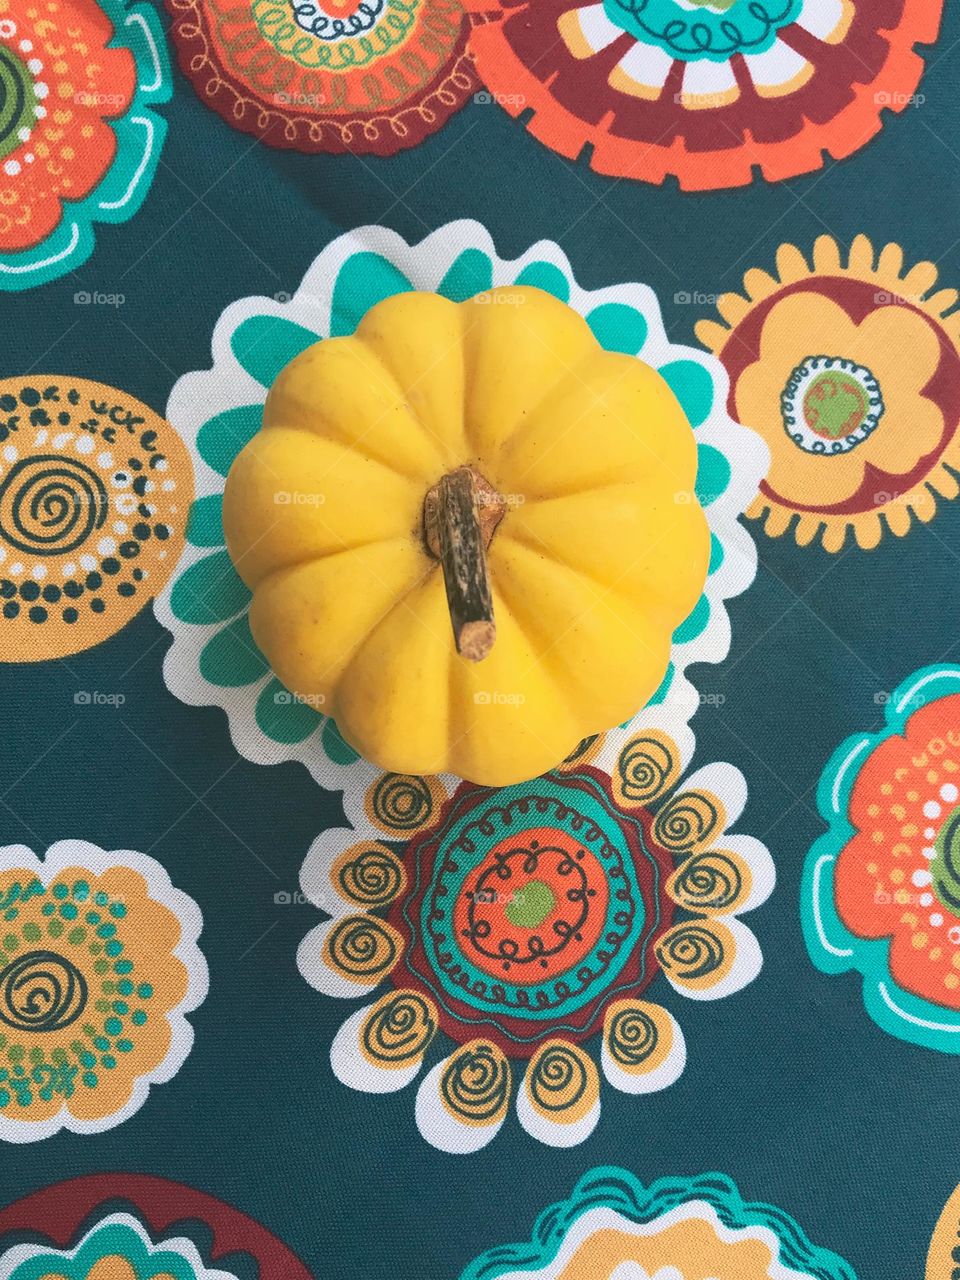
left=528, top=1044, right=589, bottom=1112
left=0, top=950, right=88, bottom=1032
left=607, top=1005, right=659, bottom=1067
left=617, top=736, right=675, bottom=804
left=337, top=846, right=404, bottom=906
left=362, top=993, right=437, bottom=1065
left=933, top=805, right=960, bottom=913
left=656, top=924, right=726, bottom=981
left=463, top=844, right=593, bottom=970
left=672, top=851, right=743, bottom=910
left=0, top=455, right=108, bottom=555
left=291, top=0, right=386, bottom=40
left=326, top=916, right=398, bottom=979
left=440, top=1043, right=510, bottom=1123
left=609, top=0, right=798, bottom=58
left=653, top=790, right=720, bottom=853
left=369, top=774, right=434, bottom=832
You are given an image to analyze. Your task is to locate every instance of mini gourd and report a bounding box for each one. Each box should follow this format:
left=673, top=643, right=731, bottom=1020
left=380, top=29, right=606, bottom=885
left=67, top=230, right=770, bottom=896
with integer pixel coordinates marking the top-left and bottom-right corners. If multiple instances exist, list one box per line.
left=222, top=286, right=709, bottom=786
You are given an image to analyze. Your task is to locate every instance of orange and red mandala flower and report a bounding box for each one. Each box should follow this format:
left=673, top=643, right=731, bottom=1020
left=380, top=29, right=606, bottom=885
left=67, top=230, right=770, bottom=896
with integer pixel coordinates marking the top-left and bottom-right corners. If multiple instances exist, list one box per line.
left=298, top=733, right=773, bottom=1153
left=165, top=0, right=478, bottom=155
left=804, top=665, right=960, bottom=1054
left=463, top=0, right=943, bottom=188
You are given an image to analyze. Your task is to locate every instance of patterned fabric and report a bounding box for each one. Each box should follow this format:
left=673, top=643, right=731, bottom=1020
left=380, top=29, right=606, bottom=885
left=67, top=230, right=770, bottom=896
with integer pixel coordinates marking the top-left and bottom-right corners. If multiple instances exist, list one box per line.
left=697, top=235, right=960, bottom=550
left=0, top=842, right=207, bottom=1141
left=0, top=1175, right=312, bottom=1278
left=0, top=377, right=193, bottom=660
left=460, top=1167, right=856, bottom=1279
left=803, top=665, right=960, bottom=1053
left=166, top=0, right=477, bottom=154
left=299, top=731, right=772, bottom=1151
left=462, top=0, right=943, bottom=187
left=1, top=8, right=959, bottom=1274
left=0, top=0, right=170, bottom=289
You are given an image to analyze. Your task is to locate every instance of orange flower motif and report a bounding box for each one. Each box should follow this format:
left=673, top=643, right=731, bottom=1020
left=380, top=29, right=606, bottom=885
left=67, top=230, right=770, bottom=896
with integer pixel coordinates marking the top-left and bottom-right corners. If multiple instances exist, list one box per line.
left=0, top=0, right=135, bottom=251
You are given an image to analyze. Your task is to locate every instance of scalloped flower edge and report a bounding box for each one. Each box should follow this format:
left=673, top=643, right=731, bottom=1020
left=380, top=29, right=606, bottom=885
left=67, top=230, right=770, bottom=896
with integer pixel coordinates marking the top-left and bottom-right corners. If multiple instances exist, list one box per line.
left=800, top=664, right=960, bottom=1054
left=156, top=219, right=768, bottom=793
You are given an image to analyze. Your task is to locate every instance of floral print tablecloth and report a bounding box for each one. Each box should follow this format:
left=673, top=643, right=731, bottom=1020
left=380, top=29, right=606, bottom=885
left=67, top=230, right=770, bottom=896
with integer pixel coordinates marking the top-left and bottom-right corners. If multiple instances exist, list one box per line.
left=0, top=1, right=959, bottom=1277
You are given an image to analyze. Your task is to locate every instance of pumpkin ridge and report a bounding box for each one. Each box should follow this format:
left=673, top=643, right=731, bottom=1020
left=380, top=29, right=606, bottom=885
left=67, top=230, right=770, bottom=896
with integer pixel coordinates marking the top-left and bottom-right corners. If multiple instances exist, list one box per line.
left=260, top=412, right=440, bottom=487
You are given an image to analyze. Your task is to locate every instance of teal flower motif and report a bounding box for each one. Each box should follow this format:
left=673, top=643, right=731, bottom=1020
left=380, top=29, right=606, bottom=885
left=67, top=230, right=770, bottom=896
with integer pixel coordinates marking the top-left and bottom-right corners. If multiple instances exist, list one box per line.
left=157, top=223, right=767, bottom=788
left=4, top=1214, right=234, bottom=1280
left=460, top=1166, right=855, bottom=1280
left=0, top=0, right=171, bottom=291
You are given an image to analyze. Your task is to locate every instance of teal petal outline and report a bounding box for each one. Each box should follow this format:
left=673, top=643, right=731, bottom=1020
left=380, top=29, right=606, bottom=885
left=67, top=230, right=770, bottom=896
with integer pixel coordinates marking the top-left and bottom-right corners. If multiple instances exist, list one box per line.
left=231, top=317, right=319, bottom=388
left=0, top=0, right=171, bottom=292
left=9, top=1219, right=204, bottom=1280
left=169, top=551, right=250, bottom=625
left=460, top=1166, right=856, bottom=1280
left=801, top=664, right=960, bottom=1054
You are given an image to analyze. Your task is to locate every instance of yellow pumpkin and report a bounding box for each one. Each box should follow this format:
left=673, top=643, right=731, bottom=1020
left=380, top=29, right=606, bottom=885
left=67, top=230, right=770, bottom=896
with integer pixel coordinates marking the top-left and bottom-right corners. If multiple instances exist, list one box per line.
left=222, top=286, right=709, bottom=786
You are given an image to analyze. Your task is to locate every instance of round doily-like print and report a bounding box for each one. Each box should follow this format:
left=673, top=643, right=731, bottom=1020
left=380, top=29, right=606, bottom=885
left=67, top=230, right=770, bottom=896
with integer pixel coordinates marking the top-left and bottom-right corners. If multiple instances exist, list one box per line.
left=0, top=1174, right=311, bottom=1279
left=166, top=0, right=478, bottom=155
left=0, top=377, right=193, bottom=661
left=463, top=0, right=943, bottom=188
left=388, top=769, right=676, bottom=1052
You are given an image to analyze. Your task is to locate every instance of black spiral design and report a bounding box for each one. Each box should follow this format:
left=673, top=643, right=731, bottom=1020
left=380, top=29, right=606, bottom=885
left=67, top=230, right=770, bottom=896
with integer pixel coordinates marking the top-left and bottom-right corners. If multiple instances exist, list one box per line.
left=0, top=455, right=108, bottom=555
left=368, top=774, right=434, bottom=832
left=0, top=950, right=88, bottom=1032
left=326, top=915, right=398, bottom=980
left=337, top=845, right=404, bottom=907
left=671, top=851, right=743, bottom=911
left=440, top=1043, right=510, bottom=1123
left=528, top=1043, right=590, bottom=1113
left=933, top=805, right=960, bottom=913
left=656, top=924, right=726, bottom=982
left=653, top=790, right=719, bottom=853
left=606, top=1005, right=659, bottom=1068
left=361, top=992, right=437, bottom=1065
left=617, top=736, right=675, bottom=804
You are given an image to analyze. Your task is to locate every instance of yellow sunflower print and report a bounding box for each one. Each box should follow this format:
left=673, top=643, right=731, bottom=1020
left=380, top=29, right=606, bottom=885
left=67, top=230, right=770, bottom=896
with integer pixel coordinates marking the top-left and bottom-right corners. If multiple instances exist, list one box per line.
left=697, top=234, right=960, bottom=551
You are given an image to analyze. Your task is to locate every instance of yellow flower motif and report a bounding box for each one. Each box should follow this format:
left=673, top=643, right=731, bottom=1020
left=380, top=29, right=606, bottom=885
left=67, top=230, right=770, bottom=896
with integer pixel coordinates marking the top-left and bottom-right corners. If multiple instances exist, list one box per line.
left=697, top=234, right=960, bottom=550
left=0, top=842, right=207, bottom=1141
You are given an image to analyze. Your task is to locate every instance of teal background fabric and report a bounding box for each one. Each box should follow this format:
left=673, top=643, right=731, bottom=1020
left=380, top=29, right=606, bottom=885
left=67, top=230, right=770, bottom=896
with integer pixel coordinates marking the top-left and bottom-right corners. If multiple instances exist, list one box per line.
left=2, top=5, right=960, bottom=1275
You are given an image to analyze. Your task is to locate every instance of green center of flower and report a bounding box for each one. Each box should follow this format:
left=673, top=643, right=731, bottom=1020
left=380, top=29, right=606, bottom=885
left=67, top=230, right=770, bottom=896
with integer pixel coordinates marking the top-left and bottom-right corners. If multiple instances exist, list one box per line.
left=781, top=355, right=884, bottom=455
left=505, top=880, right=555, bottom=929
left=932, top=803, right=960, bottom=916
left=0, top=44, right=37, bottom=164
left=802, top=370, right=870, bottom=439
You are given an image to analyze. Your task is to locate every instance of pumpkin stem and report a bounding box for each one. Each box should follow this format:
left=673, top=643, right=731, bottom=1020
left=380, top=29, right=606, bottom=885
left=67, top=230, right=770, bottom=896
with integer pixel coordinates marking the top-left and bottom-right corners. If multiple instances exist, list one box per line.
left=423, top=467, right=506, bottom=662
